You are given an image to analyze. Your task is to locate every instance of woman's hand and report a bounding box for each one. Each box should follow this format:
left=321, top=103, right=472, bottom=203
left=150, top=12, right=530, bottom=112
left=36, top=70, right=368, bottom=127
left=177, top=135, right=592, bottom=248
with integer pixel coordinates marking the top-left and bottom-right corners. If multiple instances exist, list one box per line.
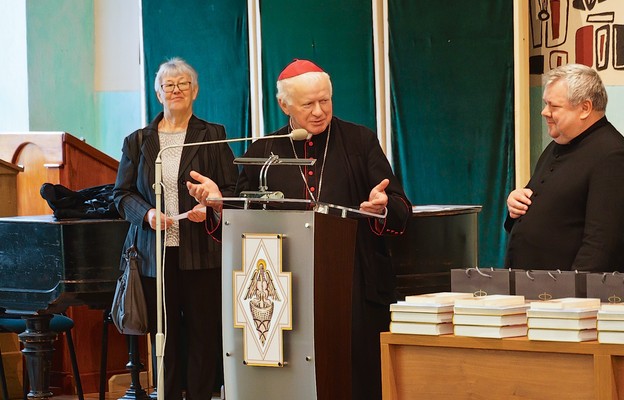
left=187, top=204, right=207, bottom=223
left=145, top=208, right=173, bottom=230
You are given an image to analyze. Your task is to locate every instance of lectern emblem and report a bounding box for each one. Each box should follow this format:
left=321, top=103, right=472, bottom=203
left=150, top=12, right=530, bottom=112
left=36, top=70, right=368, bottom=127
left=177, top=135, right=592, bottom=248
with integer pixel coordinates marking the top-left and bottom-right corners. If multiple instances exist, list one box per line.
left=233, top=234, right=292, bottom=367
left=245, top=259, right=281, bottom=345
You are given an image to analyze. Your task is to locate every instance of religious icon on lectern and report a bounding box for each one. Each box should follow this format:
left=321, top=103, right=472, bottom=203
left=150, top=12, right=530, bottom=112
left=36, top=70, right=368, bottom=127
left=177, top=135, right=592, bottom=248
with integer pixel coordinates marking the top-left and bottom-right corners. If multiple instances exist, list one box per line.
left=234, top=233, right=292, bottom=366
left=245, top=259, right=281, bottom=345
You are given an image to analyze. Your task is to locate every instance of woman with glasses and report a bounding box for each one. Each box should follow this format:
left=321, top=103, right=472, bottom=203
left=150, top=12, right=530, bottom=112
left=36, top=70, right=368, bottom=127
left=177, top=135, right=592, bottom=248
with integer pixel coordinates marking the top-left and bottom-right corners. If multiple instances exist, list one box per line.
left=113, top=57, right=238, bottom=399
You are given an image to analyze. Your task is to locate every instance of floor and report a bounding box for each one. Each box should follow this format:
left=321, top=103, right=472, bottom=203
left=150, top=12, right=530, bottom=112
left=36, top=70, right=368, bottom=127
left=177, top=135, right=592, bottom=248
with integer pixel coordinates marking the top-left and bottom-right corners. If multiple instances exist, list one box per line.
left=53, top=390, right=223, bottom=399
left=55, top=390, right=139, bottom=399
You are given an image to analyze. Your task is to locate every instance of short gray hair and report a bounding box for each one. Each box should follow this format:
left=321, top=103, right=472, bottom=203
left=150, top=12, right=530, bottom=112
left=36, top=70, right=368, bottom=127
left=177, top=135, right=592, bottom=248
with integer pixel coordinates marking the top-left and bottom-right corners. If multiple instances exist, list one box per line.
left=276, top=71, right=332, bottom=106
left=544, top=64, right=607, bottom=111
left=154, top=57, right=198, bottom=93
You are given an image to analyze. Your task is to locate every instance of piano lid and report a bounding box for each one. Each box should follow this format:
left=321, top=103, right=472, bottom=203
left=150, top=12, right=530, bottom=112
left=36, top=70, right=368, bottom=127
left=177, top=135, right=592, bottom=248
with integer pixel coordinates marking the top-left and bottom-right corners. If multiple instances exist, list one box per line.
left=0, top=215, right=129, bottom=314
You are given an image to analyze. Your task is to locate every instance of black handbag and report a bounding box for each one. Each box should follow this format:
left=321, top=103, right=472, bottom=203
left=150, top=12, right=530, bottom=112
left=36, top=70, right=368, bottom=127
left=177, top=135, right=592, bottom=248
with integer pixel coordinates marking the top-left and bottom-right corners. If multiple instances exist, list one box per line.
left=111, top=227, right=148, bottom=335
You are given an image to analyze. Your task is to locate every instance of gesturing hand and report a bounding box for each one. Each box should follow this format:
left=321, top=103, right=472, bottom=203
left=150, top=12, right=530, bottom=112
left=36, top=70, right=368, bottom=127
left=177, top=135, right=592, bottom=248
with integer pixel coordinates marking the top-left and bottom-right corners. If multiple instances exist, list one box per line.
left=360, top=178, right=389, bottom=215
left=186, top=170, right=223, bottom=212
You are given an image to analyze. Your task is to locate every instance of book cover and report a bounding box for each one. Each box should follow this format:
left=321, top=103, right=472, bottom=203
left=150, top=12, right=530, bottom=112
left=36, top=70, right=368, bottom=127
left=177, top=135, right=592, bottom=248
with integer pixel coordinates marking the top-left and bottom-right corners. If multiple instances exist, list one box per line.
left=391, top=311, right=453, bottom=323
left=404, top=292, right=473, bottom=305
left=454, top=304, right=529, bottom=316
left=598, top=330, right=624, bottom=344
left=528, top=317, right=597, bottom=330
left=453, top=313, right=527, bottom=327
left=454, top=294, right=526, bottom=307
left=529, top=298, right=600, bottom=310
left=390, top=301, right=453, bottom=314
left=453, top=324, right=527, bottom=339
left=528, top=328, right=597, bottom=342
left=526, top=309, right=598, bottom=319
left=389, top=322, right=454, bottom=336
left=597, top=319, right=624, bottom=331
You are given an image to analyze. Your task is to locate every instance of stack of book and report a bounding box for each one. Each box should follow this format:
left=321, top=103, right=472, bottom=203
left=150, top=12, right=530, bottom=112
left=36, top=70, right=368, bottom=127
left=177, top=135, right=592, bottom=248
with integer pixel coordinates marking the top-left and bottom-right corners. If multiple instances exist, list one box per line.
left=527, top=298, right=600, bottom=342
left=389, top=292, right=473, bottom=335
left=452, top=295, right=528, bottom=338
left=597, top=303, right=624, bottom=344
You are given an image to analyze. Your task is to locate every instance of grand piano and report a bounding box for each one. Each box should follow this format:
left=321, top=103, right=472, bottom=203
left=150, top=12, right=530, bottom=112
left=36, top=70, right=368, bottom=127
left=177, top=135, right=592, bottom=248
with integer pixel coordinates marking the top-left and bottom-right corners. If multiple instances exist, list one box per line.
left=0, top=215, right=129, bottom=399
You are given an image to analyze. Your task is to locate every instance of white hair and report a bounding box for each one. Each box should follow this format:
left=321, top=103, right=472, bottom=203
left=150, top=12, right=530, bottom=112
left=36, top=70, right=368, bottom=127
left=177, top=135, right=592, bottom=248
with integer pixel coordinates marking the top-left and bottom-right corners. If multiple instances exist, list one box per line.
left=276, top=71, right=332, bottom=105
left=154, top=57, right=198, bottom=93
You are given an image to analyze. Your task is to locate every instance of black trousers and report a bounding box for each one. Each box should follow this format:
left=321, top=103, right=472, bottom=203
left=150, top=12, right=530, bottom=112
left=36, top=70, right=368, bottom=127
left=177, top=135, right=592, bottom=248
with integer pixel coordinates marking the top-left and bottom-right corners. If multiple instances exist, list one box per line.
left=141, top=248, right=222, bottom=400
left=351, top=264, right=390, bottom=400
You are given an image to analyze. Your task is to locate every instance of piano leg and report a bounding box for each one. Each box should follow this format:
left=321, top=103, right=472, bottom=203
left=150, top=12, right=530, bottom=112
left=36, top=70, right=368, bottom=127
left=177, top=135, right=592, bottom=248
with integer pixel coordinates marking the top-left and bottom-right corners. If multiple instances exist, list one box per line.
left=17, top=314, right=56, bottom=399
left=118, top=335, right=150, bottom=400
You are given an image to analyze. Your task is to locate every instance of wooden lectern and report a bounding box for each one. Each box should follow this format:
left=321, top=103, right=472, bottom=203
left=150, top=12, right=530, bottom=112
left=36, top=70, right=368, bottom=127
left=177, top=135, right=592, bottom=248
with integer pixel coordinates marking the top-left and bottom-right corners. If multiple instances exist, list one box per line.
left=0, top=132, right=118, bottom=216
left=221, top=208, right=357, bottom=400
left=0, top=132, right=135, bottom=395
left=0, top=160, right=23, bottom=217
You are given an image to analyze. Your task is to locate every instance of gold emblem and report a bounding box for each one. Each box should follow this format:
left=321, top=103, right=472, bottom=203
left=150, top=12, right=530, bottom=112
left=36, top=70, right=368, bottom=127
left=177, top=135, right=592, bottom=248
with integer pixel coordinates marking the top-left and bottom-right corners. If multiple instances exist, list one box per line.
left=538, top=292, right=553, bottom=301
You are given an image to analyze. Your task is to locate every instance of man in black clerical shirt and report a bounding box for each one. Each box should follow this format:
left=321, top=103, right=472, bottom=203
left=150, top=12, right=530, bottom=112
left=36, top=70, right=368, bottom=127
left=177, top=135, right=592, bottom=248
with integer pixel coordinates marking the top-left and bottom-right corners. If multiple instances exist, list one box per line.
left=504, top=63, right=624, bottom=272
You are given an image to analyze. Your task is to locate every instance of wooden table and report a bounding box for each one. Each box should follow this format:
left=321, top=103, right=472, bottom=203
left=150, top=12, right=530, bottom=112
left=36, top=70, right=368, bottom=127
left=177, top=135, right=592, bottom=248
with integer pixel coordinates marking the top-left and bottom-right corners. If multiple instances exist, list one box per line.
left=381, top=332, right=624, bottom=400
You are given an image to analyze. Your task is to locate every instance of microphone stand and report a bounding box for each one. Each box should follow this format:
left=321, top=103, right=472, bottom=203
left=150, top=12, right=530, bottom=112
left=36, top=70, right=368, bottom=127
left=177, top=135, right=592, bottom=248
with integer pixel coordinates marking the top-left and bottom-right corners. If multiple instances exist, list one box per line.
left=153, top=130, right=308, bottom=400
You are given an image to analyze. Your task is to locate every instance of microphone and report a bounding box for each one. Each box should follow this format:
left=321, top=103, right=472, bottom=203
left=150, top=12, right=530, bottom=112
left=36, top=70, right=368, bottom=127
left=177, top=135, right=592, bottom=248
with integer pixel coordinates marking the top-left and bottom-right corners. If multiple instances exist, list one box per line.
left=156, top=128, right=309, bottom=158
left=152, top=126, right=309, bottom=400
left=289, top=128, right=310, bottom=141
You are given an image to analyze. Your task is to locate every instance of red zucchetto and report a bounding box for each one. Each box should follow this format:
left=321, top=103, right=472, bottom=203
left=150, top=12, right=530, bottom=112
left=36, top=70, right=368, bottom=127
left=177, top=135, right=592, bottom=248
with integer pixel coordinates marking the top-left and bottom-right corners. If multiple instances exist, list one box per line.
left=277, top=59, right=324, bottom=80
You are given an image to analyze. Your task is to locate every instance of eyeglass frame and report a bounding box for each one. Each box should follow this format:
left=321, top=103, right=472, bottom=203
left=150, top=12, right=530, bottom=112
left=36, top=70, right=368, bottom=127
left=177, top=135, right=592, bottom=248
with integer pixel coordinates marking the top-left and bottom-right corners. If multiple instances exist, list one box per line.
left=160, top=81, right=193, bottom=93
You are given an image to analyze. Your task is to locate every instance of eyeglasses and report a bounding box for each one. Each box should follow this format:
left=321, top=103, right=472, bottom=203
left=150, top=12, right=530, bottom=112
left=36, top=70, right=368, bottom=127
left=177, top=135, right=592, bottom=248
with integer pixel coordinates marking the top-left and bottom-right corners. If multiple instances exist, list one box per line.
left=160, top=81, right=192, bottom=93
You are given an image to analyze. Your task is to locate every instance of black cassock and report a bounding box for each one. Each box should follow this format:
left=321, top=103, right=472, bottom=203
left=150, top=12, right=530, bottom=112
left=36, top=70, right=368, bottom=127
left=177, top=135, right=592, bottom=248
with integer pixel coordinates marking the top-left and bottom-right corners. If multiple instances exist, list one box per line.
left=237, top=117, right=412, bottom=400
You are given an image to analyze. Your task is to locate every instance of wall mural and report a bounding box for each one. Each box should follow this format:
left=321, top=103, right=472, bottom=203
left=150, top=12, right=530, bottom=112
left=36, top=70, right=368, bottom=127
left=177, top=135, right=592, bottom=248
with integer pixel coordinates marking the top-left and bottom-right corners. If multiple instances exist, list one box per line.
left=529, top=0, right=624, bottom=84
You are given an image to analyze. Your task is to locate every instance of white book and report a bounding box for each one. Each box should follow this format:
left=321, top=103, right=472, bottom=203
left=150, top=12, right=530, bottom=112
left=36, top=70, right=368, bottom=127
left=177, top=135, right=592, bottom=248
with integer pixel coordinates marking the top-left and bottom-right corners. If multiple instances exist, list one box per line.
left=598, top=304, right=624, bottom=321
left=528, top=317, right=596, bottom=330
left=391, top=311, right=453, bottom=323
left=389, top=322, right=454, bottom=336
left=528, top=328, right=597, bottom=342
left=529, top=298, right=600, bottom=310
left=600, top=303, right=624, bottom=312
left=527, top=308, right=598, bottom=319
left=390, top=301, right=453, bottom=314
left=453, top=313, right=527, bottom=327
left=404, top=292, right=474, bottom=305
left=598, top=330, right=624, bottom=344
left=454, top=295, right=526, bottom=307
left=597, top=310, right=624, bottom=321
left=454, top=304, right=529, bottom=316
left=453, top=324, right=527, bottom=339
left=597, top=319, right=624, bottom=331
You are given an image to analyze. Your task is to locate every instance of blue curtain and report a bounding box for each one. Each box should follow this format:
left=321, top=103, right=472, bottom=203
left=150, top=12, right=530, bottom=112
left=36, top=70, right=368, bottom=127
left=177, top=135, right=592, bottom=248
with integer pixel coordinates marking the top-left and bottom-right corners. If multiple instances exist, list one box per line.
left=141, top=0, right=515, bottom=266
left=259, top=0, right=376, bottom=134
left=389, top=0, right=515, bottom=266
left=142, top=0, right=250, bottom=156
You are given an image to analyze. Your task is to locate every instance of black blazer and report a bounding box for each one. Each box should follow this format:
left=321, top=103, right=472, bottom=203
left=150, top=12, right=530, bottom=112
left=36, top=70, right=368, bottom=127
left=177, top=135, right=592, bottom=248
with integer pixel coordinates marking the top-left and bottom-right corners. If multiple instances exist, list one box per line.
left=113, top=113, right=239, bottom=277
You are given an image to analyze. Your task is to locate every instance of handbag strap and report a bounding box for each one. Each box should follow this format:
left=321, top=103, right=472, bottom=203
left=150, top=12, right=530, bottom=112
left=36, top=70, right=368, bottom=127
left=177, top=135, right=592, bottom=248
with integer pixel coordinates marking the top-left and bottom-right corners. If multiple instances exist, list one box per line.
left=129, top=128, right=143, bottom=250
left=132, top=224, right=139, bottom=247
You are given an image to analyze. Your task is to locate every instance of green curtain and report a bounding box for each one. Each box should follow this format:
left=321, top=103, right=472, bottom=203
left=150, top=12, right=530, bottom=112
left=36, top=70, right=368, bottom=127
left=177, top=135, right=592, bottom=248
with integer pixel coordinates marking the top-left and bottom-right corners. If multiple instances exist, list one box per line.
left=389, top=0, right=515, bottom=266
left=142, top=0, right=250, bottom=156
left=259, top=0, right=376, bottom=134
